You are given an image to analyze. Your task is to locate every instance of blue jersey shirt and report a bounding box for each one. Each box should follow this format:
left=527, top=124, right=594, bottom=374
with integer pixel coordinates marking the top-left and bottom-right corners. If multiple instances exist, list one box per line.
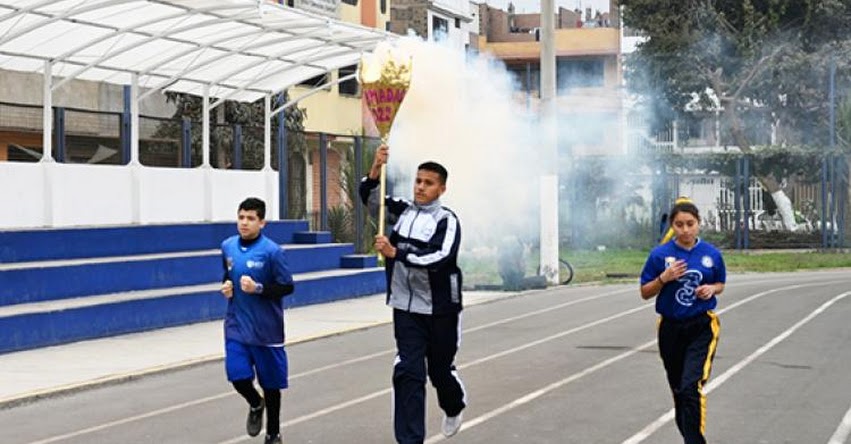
left=221, top=234, right=293, bottom=346
left=640, top=238, right=726, bottom=320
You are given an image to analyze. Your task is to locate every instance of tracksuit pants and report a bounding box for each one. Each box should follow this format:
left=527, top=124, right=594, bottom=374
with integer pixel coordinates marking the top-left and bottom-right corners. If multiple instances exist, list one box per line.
left=658, top=311, right=720, bottom=444
left=392, top=309, right=467, bottom=444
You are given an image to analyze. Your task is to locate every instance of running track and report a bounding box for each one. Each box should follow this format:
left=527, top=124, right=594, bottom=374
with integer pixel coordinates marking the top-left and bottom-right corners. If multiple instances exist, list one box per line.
left=2, top=270, right=851, bottom=444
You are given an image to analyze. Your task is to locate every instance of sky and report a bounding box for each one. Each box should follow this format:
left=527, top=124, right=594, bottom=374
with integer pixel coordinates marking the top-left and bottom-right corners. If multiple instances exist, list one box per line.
left=482, top=0, right=612, bottom=14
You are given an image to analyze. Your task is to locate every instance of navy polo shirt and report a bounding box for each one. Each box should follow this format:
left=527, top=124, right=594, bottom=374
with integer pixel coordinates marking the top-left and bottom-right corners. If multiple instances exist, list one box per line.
left=221, top=234, right=293, bottom=345
left=640, top=239, right=726, bottom=320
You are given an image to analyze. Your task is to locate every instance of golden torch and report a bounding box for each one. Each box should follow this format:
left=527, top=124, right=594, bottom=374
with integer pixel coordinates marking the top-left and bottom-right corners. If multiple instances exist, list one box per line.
left=358, top=43, right=413, bottom=240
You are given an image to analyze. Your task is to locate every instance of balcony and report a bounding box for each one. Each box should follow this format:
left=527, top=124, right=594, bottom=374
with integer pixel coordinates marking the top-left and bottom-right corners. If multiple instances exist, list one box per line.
left=482, top=27, right=620, bottom=60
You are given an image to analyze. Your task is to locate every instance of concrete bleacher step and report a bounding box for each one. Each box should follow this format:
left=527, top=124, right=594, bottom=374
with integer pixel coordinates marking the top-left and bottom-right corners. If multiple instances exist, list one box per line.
left=340, top=254, right=378, bottom=269
left=0, top=268, right=385, bottom=354
left=0, top=221, right=387, bottom=354
left=0, top=243, right=356, bottom=306
left=0, top=221, right=309, bottom=263
left=292, top=231, right=333, bottom=244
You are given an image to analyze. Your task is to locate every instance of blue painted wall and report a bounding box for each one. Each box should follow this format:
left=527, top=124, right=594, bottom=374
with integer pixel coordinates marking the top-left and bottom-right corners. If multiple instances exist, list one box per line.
left=0, top=270, right=385, bottom=353
left=1, top=244, right=355, bottom=305
left=0, top=221, right=308, bottom=263
left=0, top=222, right=386, bottom=354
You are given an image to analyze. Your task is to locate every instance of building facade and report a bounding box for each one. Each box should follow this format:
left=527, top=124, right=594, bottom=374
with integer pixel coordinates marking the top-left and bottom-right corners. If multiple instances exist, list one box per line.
left=389, top=0, right=474, bottom=50
left=476, top=0, right=623, bottom=157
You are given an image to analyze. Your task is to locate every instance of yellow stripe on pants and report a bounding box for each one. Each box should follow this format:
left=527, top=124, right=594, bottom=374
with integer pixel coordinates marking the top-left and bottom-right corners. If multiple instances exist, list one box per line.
left=698, top=311, right=720, bottom=435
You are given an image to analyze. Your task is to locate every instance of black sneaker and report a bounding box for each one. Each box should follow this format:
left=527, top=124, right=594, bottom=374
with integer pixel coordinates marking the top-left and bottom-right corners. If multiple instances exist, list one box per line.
left=264, top=434, right=282, bottom=444
left=246, top=402, right=264, bottom=437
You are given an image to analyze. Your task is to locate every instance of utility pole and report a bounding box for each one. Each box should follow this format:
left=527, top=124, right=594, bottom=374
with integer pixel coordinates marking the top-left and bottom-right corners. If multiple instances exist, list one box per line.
left=539, top=0, right=559, bottom=284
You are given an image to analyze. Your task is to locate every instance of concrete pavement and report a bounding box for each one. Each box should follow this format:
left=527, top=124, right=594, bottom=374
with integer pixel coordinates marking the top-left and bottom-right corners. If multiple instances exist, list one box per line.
left=0, top=291, right=514, bottom=408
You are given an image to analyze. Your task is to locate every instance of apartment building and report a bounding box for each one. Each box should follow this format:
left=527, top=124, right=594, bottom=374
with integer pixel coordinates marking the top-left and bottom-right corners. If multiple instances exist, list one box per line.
left=476, top=0, right=623, bottom=156
left=389, top=0, right=474, bottom=50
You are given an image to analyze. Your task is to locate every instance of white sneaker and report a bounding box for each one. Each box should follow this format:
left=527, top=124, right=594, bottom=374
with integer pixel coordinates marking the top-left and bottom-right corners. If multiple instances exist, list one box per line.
left=441, top=412, right=463, bottom=437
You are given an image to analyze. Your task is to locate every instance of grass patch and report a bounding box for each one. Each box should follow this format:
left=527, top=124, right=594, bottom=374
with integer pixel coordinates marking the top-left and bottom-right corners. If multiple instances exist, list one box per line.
left=462, top=248, right=851, bottom=288
left=722, top=250, right=851, bottom=272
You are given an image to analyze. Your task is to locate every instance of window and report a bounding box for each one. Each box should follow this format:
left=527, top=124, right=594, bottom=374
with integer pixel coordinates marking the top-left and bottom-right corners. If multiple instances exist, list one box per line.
left=6, top=143, right=40, bottom=162
left=432, top=16, right=448, bottom=41
left=507, top=64, right=540, bottom=94
left=454, top=17, right=460, bottom=28
left=298, top=73, right=330, bottom=89
left=341, top=0, right=357, bottom=5
left=380, top=0, right=386, bottom=14
left=286, top=0, right=294, bottom=6
left=556, top=57, right=605, bottom=89
left=338, top=65, right=359, bottom=96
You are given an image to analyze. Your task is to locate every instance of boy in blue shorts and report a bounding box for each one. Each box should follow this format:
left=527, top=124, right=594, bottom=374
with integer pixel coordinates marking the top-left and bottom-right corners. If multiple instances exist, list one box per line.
left=221, top=197, right=294, bottom=444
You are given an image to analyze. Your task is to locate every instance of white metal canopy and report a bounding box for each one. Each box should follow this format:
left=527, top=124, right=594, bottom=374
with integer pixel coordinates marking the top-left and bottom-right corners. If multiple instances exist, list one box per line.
left=0, top=0, right=391, bottom=103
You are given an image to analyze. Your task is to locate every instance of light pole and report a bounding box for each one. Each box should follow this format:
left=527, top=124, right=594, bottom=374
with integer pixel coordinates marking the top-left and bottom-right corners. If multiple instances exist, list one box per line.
left=539, top=0, right=559, bottom=284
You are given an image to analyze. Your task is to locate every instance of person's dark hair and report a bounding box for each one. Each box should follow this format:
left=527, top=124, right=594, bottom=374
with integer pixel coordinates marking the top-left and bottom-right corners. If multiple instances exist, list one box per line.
left=418, top=161, right=448, bottom=184
left=670, top=201, right=700, bottom=223
left=239, top=197, right=266, bottom=220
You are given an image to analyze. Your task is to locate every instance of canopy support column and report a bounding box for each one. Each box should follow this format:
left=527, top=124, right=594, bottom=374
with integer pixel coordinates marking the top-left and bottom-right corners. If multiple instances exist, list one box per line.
left=202, top=85, right=211, bottom=168
left=42, top=60, right=55, bottom=227
left=130, top=73, right=140, bottom=165
left=129, top=73, right=142, bottom=223
left=41, top=60, right=53, bottom=163
left=263, top=93, right=278, bottom=219
left=264, top=94, right=272, bottom=171
left=202, top=85, right=213, bottom=221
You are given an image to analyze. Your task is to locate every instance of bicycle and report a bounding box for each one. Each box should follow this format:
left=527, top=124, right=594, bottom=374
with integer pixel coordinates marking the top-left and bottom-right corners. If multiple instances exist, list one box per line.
left=558, top=258, right=574, bottom=285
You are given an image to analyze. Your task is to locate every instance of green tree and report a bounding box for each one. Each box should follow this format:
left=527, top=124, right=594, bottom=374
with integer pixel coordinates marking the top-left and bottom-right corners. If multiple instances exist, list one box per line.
left=837, top=95, right=851, bottom=241
left=839, top=95, right=851, bottom=149
left=622, top=0, right=851, bottom=230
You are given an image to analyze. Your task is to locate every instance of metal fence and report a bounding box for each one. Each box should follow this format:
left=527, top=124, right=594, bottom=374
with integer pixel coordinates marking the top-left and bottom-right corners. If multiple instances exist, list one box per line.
left=560, top=153, right=849, bottom=250
left=3, top=102, right=847, bottom=251
left=0, top=102, right=384, bottom=252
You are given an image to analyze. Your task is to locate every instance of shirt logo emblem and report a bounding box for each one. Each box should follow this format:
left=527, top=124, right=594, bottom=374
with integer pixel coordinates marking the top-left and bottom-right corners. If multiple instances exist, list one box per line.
left=246, top=260, right=264, bottom=269
left=701, top=256, right=713, bottom=268
left=675, top=270, right=704, bottom=307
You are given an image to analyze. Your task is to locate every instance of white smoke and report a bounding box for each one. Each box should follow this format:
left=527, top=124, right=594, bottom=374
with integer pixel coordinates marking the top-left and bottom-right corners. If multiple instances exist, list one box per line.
left=383, top=37, right=545, bottom=257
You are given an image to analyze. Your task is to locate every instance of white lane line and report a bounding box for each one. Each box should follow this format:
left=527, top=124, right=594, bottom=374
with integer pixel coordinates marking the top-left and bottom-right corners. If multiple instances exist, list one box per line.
left=423, top=281, right=846, bottom=444
left=24, top=348, right=396, bottom=444
left=28, top=287, right=630, bottom=444
left=460, top=304, right=651, bottom=368
left=27, top=392, right=234, bottom=444
left=215, top=293, right=652, bottom=444
left=827, top=400, right=851, bottom=444
left=214, top=389, right=395, bottom=444
left=219, top=279, right=809, bottom=444
left=29, top=278, right=826, bottom=444
left=295, top=287, right=636, bottom=379
left=466, top=287, right=635, bottom=333
left=423, top=340, right=655, bottom=444
left=622, top=290, right=851, bottom=444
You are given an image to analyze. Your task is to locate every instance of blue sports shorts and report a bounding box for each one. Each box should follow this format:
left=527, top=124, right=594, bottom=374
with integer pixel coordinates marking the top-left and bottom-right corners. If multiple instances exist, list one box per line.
left=225, top=339, right=289, bottom=389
